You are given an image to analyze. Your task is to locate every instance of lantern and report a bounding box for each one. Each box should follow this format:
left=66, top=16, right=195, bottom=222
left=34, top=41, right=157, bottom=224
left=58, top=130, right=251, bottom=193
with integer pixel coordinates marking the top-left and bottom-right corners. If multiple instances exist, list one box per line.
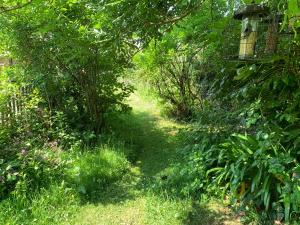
left=234, top=4, right=269, bottom=60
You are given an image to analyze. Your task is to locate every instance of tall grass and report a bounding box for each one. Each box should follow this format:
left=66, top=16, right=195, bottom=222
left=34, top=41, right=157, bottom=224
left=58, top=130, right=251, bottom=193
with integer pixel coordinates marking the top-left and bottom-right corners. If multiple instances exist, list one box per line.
left=66, top=146, right=130, bottom=200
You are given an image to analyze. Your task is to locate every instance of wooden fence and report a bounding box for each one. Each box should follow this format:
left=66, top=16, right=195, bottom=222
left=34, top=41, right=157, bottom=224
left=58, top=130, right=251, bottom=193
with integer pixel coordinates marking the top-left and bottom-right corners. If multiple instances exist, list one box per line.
left=0, top=57, right=25, bottom=126
left=0, top=87, right=28, bottom=126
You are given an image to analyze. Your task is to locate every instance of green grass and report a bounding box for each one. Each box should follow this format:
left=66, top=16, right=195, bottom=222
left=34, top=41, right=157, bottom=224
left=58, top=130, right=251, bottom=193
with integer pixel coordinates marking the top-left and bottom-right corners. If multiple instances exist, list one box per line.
left=145, top=194, right=193, bottom=225
left=0, top=145, right=130, bottom=225
left=0, top=184, right=79, bottom=225
left=0, top=86, right=240, bottom=225
left=66, top=147, right=130, bottom=200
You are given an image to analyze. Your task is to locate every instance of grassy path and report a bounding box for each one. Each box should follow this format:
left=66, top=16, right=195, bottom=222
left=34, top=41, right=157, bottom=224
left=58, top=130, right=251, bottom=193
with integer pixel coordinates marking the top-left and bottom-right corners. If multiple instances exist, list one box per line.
left=68, top=91, right=240, bottom=225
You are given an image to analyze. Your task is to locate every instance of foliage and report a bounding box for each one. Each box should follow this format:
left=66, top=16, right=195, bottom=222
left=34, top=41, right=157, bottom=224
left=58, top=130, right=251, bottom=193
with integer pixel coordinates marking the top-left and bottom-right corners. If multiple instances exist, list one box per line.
left=135, top=43, right=202, bottom=119
left=0, top=1, right=136, bottom=132
left=0, top=183, right=79, bottom=225
left=0, top=140, right=133, bottom=224
left=0, top=0, right=205, bottom=131
left=0, top=147, right=66, bottom=200
left=1, top=0, right=300, bottom=224
left=138, top=1, right=300, bottom=223
left=216, top=132, right=300, bottom=222
left=134, top=0, right=237, bottom=119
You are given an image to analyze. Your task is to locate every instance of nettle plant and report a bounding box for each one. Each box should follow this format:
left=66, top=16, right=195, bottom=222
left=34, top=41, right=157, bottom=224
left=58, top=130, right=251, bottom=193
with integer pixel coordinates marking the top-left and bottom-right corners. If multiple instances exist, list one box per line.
left=0, top=147, right=66, bottom=200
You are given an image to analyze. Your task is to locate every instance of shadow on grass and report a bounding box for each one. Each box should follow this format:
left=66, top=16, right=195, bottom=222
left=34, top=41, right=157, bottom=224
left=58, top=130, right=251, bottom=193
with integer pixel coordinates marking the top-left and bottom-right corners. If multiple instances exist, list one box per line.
left=78, top=174, right=139, bottom=205
left=71, top=108, right=183, bottom=206
left=70, top=107, right=240, bottom=225
left=107, top=109, right=240, bottom=224
left=184, top=202, right=239, bottom=225
left=108, top=110, right=183, bottom=177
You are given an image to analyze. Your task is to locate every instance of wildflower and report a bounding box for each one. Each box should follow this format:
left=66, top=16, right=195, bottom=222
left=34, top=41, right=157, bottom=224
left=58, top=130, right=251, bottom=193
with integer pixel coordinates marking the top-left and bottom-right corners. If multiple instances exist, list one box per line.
left=21, top=148, right=28, bottom=156
left=50, top=141, right=58, bottom=148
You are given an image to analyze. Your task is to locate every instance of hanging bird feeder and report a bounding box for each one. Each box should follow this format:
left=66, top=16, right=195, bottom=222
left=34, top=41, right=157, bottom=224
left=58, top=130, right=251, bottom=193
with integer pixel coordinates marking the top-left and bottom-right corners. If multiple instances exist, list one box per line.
left=234, top=4, right=269, bottom=60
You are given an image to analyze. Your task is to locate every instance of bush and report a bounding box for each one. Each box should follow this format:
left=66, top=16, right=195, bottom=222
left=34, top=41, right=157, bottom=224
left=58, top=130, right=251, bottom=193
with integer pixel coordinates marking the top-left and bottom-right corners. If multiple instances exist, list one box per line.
left=0, top=147, right=65, bottom=200
left=0, top=1, right=134, bottom=132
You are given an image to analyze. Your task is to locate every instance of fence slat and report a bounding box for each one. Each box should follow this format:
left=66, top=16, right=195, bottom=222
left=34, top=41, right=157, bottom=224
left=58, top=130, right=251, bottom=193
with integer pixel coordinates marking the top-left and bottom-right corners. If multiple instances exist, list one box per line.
left=0, top=87, right=28, bottom=126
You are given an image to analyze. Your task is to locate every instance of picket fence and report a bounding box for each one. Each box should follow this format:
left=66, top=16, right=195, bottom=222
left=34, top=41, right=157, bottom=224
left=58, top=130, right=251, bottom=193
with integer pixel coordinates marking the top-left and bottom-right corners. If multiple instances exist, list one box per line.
left=0, top=57, right=25, bottom=126
left=0, top=87, right=29, bottom=126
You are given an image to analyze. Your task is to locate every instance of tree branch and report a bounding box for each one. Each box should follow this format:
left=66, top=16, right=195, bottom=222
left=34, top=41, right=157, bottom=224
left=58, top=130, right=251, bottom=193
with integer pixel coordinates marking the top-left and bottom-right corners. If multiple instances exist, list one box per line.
left=0, top=0, right=33, bottom=14
left=153, top=0, right=205, bottom=26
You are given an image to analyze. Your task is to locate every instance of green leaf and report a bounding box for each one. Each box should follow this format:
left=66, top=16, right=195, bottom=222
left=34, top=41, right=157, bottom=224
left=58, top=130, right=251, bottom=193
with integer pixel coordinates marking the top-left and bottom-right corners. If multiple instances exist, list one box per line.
left=78, top=185, right=86, bottom=194
left=206, top=167, right=223, bottom=177
left=251, top=168, right=262, bottom=192
left=284, top=196, right=291, bottom=222
left=234, top=65, right=256, bottom=81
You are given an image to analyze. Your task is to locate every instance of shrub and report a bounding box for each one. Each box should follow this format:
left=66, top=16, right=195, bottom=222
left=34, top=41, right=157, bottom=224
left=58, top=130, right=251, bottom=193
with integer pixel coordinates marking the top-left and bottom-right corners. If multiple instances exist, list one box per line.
left=0, top=147, right=65, bottom=200
left=164, top=102, right=300, bottom=223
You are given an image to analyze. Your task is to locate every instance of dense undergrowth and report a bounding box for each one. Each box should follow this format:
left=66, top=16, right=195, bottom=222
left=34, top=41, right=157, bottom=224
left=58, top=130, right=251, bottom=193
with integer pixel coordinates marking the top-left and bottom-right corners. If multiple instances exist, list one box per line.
left=0, top=117, right=131, bottom=224
left=0, top=73, right=132, bottom=223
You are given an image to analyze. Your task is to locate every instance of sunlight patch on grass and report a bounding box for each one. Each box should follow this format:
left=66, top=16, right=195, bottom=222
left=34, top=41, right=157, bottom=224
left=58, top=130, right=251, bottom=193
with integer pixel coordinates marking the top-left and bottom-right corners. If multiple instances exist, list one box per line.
left=129, top=93, right=161, bottom=116
left=66, top=147, right=130, bottom=199
left=145, top=194, right=193, bottom=225
left=68, top=197, right=146, bottom=225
